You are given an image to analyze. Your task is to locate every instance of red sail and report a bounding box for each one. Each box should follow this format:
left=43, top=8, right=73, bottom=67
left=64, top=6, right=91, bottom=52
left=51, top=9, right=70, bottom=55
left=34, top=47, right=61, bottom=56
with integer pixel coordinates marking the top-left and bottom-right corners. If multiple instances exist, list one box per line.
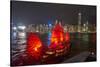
left=50, top=23, right=64, bottom=49
left=26, top=32, right=42, bottom=61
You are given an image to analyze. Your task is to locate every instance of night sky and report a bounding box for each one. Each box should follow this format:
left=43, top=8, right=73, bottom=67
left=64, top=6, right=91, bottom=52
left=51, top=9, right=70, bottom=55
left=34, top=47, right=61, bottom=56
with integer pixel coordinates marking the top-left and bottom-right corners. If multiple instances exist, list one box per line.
left=11, top=1, right=96, bottom=26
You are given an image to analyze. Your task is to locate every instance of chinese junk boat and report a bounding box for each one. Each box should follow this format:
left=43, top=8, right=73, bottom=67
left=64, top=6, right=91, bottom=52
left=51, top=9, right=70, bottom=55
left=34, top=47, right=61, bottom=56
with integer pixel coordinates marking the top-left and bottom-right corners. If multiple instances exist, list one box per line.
left=41, top=20, right=71, bottom=63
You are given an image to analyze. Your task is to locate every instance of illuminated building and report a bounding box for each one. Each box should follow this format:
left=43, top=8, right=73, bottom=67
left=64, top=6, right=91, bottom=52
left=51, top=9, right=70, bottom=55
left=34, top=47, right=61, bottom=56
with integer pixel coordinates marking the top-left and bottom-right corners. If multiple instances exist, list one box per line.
left=78, top=13, right=82, bottom=32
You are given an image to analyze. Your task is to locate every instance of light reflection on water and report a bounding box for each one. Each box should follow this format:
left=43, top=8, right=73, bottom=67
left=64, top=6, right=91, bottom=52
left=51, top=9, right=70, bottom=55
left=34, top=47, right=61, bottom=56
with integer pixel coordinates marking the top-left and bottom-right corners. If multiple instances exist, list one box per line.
left=70, top=33, right=96, bottom=54
left=11, top=32, right=96, bottom=56
left=47, top=32, right=51, bottom=47
left=44, top=32, right=96, bottom=53
left=11, top=32, right=96, bottom=49
left=11, top=32, right=96, bottom=65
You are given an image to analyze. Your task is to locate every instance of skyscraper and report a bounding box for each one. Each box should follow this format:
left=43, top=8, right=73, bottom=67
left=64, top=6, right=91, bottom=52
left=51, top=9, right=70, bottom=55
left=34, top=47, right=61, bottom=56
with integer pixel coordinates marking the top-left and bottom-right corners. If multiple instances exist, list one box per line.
left=78, top=13, right=82, bottom=32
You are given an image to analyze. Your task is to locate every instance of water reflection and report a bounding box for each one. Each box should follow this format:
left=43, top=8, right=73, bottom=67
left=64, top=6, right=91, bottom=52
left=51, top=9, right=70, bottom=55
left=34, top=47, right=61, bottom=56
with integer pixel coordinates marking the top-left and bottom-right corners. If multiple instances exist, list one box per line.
left=70, top=33, right=96, bottom=54
left=11, top=32, right=96, bottom=65
left=82, top=33, right=89, bottom=42
left=41, top=32, right=96, bottom=54
left=47, top=32, right=51, bottom=47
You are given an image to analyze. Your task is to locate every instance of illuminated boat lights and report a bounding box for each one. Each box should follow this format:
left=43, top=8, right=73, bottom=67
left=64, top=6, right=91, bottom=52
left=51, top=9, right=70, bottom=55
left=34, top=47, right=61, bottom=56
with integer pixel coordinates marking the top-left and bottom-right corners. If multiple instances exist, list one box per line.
left=56, top=49, right=64, bottom=53
left=45, top=50, right=55, bottom=55
left=43, top=55, right=49, bottom=59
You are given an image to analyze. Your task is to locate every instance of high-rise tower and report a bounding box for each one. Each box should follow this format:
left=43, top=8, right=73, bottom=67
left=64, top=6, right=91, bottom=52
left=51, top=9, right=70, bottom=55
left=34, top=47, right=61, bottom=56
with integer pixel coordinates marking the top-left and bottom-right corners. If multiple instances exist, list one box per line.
left=78, top=13, right=82, bottom=32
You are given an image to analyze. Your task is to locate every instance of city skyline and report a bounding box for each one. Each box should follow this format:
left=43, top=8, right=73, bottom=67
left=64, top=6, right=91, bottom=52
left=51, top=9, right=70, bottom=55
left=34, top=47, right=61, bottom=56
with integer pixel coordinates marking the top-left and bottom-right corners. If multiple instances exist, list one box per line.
left=11, top=1, right=96, bottom=26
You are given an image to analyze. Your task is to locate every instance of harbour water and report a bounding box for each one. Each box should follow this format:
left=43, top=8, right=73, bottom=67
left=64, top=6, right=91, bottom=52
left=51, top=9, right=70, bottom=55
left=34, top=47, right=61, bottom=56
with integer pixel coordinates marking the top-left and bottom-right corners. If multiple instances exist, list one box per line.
left=11, top=32, right=96, bottom=65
